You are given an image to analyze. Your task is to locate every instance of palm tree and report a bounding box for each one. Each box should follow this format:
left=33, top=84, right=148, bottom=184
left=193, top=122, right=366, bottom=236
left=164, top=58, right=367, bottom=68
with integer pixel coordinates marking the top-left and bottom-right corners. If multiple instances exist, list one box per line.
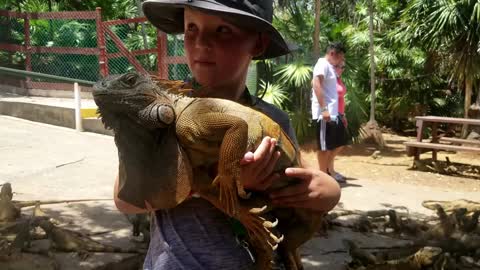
left=313, top=0, right=321, bottom=57
left=361, top=0, right=385, bottom=147
left=400, top=0, right=480, bottom=136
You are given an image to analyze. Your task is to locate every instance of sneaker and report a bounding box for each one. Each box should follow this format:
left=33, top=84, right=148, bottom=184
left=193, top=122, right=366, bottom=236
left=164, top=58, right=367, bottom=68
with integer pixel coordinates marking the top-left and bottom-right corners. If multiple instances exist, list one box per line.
left=331, top=172, right=347, bottom=183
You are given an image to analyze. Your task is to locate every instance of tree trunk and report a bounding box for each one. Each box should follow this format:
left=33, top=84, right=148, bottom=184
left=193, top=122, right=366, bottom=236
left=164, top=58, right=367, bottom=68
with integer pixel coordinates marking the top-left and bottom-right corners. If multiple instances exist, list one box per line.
left=313, top=0, right=321, bottom=58
left=468, top=81, right=480, bottom=134
left=461, top=78, right=473, bottom=137
left=361, top=0, right=385, bottom=148
left=368, top=0, right=376, bottom=123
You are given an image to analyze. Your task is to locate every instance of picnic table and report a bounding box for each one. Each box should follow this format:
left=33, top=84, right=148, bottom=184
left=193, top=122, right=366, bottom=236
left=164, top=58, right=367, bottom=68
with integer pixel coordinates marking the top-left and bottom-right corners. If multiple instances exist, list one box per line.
left=404, top=116, right=480, bottom=162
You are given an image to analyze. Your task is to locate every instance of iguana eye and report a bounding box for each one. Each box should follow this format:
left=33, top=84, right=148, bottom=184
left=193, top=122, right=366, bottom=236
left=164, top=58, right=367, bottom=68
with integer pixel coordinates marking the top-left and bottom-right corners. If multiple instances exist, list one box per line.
left=123, top=73, right=138, bottom=86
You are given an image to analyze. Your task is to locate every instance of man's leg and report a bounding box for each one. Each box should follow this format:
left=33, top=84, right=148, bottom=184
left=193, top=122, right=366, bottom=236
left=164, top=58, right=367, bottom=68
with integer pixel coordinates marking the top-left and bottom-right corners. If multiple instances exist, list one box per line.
left=315, top=118, right=331, bottom=173
left=317, top=150, right=331, bottom=173
left=328, top=146, right=344, bottom=174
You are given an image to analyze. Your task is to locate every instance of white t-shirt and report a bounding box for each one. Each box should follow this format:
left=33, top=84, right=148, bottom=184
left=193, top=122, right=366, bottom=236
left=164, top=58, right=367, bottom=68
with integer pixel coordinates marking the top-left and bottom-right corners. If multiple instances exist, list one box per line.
left=311, top=57, right=338, bottom=120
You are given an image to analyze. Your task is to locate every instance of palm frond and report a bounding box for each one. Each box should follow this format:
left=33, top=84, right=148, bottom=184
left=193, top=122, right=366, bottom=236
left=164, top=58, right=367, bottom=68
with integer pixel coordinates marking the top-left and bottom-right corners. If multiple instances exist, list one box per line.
left=258, top=80, right=289, bottom=109
left=274, top=61, right=312, bottom=88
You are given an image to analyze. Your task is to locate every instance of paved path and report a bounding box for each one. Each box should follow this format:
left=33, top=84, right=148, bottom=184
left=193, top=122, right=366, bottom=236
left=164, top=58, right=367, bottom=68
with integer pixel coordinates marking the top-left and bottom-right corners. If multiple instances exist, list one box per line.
left=2, top=115, right=480, bottom=269
left=1, top=115, right=115, bottom=200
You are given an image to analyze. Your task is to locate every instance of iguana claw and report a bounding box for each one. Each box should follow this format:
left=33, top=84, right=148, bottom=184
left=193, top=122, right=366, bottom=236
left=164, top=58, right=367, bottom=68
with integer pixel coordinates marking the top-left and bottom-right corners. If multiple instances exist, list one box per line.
left=263, top=218, right=278, bottom=228
left=250, top=205, right=268, bottom=214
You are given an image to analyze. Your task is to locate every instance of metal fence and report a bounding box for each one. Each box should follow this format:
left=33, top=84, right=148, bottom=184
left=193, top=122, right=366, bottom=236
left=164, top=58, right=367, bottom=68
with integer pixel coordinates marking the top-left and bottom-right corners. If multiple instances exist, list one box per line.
left=0, top=8, right=190, bottom=91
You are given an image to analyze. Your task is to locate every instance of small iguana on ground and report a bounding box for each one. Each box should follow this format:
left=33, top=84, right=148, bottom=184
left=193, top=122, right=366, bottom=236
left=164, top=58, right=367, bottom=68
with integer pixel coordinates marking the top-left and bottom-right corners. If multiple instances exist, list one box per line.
left=37, top=219, right=143, bottom=255
left=0, top=183, right=20, bottom=222
left=343, top=239, right=378, bottom=267
left=124, top=213, right=150, bottom=243
left=93, top=72, right=324, bottom=270
left=1, top=182, right=111, bottom=219
left=422, top=199, right=480, bottom=213
left=348, top=246, right=442, bottom=270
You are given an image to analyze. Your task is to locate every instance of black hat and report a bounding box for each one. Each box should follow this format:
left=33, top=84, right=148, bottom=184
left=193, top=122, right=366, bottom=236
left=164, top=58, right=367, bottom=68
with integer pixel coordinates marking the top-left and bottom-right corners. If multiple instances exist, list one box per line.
left=142, top=0, right=291, bottom=60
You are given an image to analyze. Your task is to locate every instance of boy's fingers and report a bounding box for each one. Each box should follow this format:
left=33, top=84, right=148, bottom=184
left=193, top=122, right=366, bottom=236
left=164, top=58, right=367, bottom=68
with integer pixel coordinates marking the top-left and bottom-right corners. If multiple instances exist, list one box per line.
left=252, top=137, right=272, bottom=162
left=284, top=167, right=315, bottom=179
left=251, top=137, right=276, bottom=172
left=273, top=195, right=310, bottom=206
left=257, top=151, right=280, bottom=180
left=256, top=173, right=280, bottom=191
left=269, top=183, right=306, bottom=199
left=240, top=152, right=254, bottom=165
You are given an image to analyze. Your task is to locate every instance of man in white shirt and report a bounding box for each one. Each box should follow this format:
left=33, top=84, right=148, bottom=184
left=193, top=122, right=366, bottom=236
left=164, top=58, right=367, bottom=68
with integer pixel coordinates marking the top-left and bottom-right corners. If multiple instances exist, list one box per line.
left=311, top=42, right=347, bottom=182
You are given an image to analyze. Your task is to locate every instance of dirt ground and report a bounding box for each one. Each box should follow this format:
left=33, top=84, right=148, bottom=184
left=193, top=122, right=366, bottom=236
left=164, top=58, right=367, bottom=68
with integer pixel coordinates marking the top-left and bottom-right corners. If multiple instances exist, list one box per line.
left=300, top=132, right=480, bottom=192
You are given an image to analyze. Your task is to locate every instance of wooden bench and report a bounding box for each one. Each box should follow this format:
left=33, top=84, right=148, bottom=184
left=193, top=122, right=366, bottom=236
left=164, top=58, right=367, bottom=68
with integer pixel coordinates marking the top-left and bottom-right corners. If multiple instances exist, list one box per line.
left=439, top=137, right=480, bottom=146
left=405, top=116, right=480, bottom=162
left=405, top=141, right=480, bottom=160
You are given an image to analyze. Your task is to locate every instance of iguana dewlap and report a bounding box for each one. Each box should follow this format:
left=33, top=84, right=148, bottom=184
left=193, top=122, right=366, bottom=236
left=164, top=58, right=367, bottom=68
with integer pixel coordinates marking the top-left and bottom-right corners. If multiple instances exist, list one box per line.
left=93, top=72, right=323, bottom=270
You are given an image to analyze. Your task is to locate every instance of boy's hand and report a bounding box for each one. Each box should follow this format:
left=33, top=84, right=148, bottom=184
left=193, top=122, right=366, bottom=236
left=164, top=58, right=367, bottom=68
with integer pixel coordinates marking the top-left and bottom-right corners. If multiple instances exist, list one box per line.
left=268, top=167, right=340, bottom=212
left=240, top=136, right=281, bottom=191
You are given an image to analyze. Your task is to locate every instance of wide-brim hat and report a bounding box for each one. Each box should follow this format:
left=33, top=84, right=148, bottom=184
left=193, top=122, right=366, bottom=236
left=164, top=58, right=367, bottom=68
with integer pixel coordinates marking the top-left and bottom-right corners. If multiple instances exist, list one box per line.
left=142, top=0, right=292, bottom=60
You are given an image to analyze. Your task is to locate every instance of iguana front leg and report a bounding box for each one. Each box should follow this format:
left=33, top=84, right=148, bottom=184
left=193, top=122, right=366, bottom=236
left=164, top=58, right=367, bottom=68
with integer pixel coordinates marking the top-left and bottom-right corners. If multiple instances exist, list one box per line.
left=137, top=101, right=175, bottom=129
left=177, top=112, right=250, bottom=217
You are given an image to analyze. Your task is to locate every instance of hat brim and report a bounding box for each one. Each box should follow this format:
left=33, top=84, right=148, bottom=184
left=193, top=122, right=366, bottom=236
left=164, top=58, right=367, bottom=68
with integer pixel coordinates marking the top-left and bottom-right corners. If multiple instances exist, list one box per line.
left=142, top=0, right=292, bottom=59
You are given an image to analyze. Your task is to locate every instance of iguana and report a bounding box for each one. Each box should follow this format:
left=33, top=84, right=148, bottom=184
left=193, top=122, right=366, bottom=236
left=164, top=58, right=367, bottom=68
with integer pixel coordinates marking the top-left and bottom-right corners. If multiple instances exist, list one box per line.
left=386, top=210, right=426, bottom=236
left=348, top=246, right=442, bottom=270
left=1, top=183, right=110, bottom=222
left=93, top=72, right=324, bottom=270
left=0, top=183, right=20, bottom=222
left=422, top=199, right=480, bottom=213
left=37, top=219, right=144, bottom=255
left=124, top=213, right=150, bottom=243
left=343, top=239, right=378, bottom=267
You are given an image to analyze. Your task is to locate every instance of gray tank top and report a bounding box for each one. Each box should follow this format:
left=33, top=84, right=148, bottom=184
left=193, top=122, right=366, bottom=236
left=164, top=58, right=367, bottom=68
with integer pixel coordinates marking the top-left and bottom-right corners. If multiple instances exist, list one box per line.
left=143, top=92, right=297, bottom=270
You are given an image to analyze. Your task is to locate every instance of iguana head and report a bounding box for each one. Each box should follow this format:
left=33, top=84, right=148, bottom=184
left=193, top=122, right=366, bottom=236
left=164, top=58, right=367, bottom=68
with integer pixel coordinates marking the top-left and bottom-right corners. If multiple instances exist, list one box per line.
left=93, top=72, right=193, bottom=210
left=93, top=72, right=175, bottom=129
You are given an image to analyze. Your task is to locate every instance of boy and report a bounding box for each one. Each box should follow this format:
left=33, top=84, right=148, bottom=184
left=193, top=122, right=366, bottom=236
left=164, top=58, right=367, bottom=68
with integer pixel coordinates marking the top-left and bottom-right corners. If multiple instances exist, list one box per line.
left=115, top=1, right=341, bottom=269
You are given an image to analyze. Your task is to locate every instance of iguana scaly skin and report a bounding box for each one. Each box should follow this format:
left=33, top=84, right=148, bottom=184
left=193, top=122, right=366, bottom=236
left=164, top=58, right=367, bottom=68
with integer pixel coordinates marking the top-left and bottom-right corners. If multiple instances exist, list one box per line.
left=93, top=72, right=324, bottom=270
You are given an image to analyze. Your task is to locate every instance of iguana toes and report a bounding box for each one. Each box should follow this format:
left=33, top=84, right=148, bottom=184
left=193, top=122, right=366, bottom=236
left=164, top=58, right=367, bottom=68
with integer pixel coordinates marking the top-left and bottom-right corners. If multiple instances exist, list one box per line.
left=93, top=72, right=324, bottom=270
left=38, top=219, right=143, bottom=255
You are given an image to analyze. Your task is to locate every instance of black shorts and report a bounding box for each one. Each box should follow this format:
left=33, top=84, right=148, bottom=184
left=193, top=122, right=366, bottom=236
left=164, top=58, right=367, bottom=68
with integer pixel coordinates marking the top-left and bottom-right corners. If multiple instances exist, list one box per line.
left=315, top=115, right=349, bottom=151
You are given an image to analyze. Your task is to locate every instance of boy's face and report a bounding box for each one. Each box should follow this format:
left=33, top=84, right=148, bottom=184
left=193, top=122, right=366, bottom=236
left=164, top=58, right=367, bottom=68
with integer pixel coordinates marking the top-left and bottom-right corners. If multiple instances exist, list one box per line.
left=184, top=8, right=264, bottom=94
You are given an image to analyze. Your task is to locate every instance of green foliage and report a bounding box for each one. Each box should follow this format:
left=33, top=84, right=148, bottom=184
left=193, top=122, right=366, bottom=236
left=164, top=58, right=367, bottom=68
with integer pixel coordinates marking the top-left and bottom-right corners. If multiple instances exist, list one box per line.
left=258, top=80, right=289, bottom=109
left=275, top=61, right=312, bottom=88
left=257, top=58, right=315, bottom=143
left=399, top=0, right=480, bottom=84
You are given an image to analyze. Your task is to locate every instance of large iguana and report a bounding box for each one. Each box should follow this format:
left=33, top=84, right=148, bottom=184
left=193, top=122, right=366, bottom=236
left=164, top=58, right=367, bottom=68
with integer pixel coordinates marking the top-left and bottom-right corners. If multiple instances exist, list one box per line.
left=93, top=72, right=324, bottom=270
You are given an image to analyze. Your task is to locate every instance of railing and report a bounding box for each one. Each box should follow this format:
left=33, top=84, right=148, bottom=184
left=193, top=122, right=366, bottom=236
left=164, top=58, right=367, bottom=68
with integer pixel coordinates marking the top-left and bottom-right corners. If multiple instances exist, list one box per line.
left=0, top=8, right=189, bottom=92
left=0, top=66, right=95, bottom=131
left=0, top=66, right=94, bottom=86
